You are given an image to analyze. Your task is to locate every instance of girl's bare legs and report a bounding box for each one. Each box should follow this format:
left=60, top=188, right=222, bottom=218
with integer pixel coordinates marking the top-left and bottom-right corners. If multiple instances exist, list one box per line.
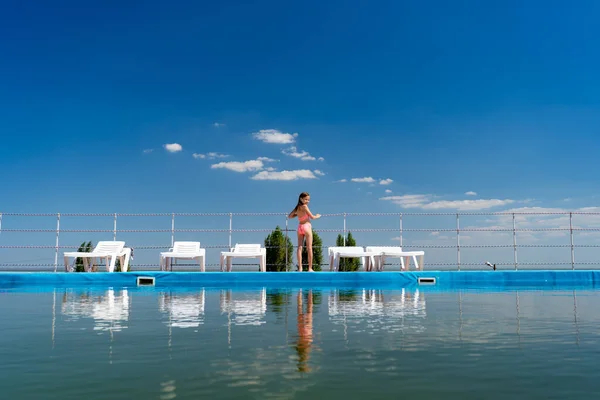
left=297, top=232, right=304, bottom=271
left=305, top=228, right=314, bottom=272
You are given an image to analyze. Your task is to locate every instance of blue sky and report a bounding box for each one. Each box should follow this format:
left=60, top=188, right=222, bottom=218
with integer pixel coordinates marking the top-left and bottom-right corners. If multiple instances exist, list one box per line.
left=1, top=0, right=600, bottom=214
left=1, top=0, right=600, bottom=267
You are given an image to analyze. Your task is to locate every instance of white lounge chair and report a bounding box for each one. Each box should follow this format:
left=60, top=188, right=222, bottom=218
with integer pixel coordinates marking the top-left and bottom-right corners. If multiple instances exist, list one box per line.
left=328, top=246, right=377, bottom=271
left=160, top=241, right=206, bottom=271
left=365, top=246, right=425, bottom=271
left=63, top=241, right=132, bottom=272
left=220, top=243, right=266, bottom=272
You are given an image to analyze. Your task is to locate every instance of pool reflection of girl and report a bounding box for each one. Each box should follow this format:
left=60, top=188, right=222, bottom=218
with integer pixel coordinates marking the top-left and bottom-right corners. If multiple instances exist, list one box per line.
left=295, top=289, right=314, bottom=373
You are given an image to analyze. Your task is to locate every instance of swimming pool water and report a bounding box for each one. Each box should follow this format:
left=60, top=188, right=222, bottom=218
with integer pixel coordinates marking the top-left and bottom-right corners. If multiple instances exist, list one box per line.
left=1, top=286, right=598, bottom=399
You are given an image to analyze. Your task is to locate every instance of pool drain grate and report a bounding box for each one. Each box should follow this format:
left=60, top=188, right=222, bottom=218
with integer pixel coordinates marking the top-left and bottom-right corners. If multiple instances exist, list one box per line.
left=417, top=277, right=436, bottom=285
left=137, top=276, right=156, bottom=286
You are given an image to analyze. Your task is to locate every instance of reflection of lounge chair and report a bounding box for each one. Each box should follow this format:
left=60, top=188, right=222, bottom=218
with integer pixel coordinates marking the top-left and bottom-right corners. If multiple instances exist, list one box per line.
left=328, top=246, right=376, bottom=271
left=160, top=241, right=206, bottom=271
left=220, top=244, right=266, bottom=272
left=158, top=290, right=205, bottom=328
left=365, top=246, right=425, bottom=271
left=61, top=289, right=130, bottom=332
left=220, top=288, right=267, bottom=326
left=63, top=241, right=132, bottom=272
left=328, top=288, right=426, bottom=335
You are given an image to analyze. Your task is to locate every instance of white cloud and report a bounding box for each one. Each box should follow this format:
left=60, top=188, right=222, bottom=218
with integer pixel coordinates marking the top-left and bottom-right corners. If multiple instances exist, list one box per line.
left=257, top=156, right=277, bottom=162
left=380, top=194, right=432, bottom=208
left=422, top=199, right=515, bottom=210
left=192, top=152, right=229, bottom=159
left=213, top=122, right=225, bottom=128
left=163, top=143, right=182, bottom=153
left=252, top=129, right=298, bottom=144
left=379, top=194, right=515, bottom=210
left=385, top=189, right=392, bottom=194
left=465, top=191, right=477, bottom=196
left=251, top=169, right=318, bottom=181
left=318, top=157, right=325, bottom=161
left=336, top=179, right=347, bottom=183
left=379, top=178, right=393, bottom=185
left=211, top=159, right=264, bottom=173
left=282, top=146, right=323, bottom=161
left=351, top=177, right=376, bottom=183
left=143, top=149, right=153, bottom=154
left=314, top=170, right=325, bottom=176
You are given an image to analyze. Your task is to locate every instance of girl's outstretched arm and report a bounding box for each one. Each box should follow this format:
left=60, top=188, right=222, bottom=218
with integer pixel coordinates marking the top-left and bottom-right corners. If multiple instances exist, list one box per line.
left=303, top=205, right=321, bottom=219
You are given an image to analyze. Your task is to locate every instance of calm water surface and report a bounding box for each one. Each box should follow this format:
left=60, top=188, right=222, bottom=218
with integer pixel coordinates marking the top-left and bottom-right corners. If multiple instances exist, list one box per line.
left=1, top=286, right=599, bottom=399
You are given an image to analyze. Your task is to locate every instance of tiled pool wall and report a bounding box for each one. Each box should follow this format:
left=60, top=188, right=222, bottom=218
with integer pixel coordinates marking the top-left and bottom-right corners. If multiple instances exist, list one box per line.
left=1, top=270, right=600, bottom=289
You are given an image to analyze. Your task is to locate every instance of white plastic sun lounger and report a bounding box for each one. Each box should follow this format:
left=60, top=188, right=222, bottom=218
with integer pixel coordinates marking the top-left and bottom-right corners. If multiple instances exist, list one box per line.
left=63, top=241, right=132, bottom=272
left=160, top=241, right=206, bottom=271
left=220, top=243, right=266, bottom=272
left=328, top=246, right=377, bottom=271
left=365, top=246, right=425, bottom=271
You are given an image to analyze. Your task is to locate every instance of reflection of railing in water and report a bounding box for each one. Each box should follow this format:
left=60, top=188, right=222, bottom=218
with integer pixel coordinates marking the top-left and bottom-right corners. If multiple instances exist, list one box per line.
left=158, top=290, right=206, bottom=328
left=50, top=288, right=583, bottom=351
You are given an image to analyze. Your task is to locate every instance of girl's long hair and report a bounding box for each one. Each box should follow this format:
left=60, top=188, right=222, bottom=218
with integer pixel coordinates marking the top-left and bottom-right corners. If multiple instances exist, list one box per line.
left=291, top=192, right=309, bottom=217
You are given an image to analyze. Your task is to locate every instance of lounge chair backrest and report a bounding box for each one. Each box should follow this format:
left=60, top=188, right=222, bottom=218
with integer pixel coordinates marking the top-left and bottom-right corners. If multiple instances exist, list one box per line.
left=94, top=241, right=126, bottom=255
left=366, top=246, right=402, bottom=253
left=329, top=246, right=365, bottom=254
left=172, top=241, right=201, bottom=254
left=234, top=243, right=262, bottom=253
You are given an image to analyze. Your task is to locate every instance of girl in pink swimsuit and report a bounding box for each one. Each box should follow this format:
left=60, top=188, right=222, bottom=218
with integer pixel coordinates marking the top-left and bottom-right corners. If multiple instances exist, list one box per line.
left=288, top=192, right=321, bottom=272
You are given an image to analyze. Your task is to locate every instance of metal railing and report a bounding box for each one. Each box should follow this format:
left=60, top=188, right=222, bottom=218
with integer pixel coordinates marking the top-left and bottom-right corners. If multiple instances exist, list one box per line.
left=0, top=211, right=599, bottom=271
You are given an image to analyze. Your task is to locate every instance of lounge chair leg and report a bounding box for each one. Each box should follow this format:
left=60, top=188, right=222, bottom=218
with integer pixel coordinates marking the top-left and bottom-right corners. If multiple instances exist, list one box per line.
left=122, top=248, right=131, bottom=272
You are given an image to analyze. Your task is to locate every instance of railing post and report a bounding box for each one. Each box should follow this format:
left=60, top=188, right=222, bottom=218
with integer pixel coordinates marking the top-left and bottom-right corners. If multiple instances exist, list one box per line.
left=343, top=213, right=347, bottom=246
left=113, top=213, right=117, bottom=240
left=54, top=213, right=60, bottom=272
left=399, top=213, right=403, bottom=247
left=228, top=213, right=233, bottom=249
left=285, top=215, right=289, bottom=271
left=570, top=212, right=575, bottom=270
left=170, top=213, right=175, bottom=247
left=512, top=213, right=518, bottom=270
left=456, top=213, right=460, bottom=271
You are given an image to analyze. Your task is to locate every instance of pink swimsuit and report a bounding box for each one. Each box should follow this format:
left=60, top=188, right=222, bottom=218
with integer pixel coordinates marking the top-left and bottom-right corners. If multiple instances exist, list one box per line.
left=298, top=214, right=311, bottom=235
